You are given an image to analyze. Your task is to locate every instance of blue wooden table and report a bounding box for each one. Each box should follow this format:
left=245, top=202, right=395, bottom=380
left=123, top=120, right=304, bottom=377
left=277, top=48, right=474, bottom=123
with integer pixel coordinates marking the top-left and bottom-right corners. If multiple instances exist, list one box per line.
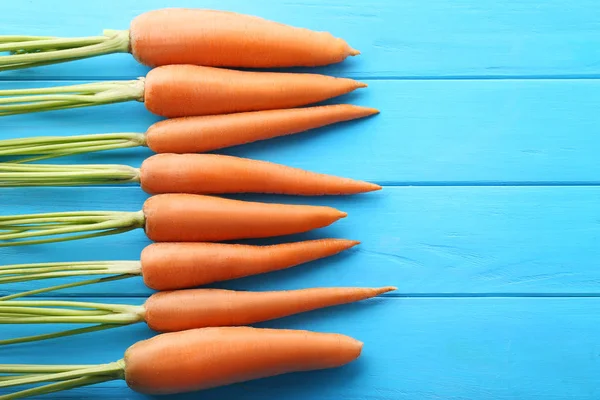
left=2, top=0, right=600, bottom=398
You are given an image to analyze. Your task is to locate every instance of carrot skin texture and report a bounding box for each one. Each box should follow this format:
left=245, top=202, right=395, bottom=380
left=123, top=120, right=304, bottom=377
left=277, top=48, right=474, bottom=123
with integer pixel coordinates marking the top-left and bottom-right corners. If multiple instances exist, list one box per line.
left=129, top=8, right=358, bottom=68
left=124, top=326, right=363, bottom=395
left=144, top=104, right=379, bottom=154
left=140, top=239, right=360, bottom=290
left=143, top=286, right=395, bottom=332
left=143, top=65, right=366, bottom=118
left=142, top=193, right=346, bottom=242
left=139, top=153, right=381, bottom=195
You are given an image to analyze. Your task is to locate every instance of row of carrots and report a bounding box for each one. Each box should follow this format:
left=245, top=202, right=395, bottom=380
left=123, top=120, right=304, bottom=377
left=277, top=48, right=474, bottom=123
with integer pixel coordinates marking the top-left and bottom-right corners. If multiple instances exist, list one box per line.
left=0, top=8, right=392, bottom=399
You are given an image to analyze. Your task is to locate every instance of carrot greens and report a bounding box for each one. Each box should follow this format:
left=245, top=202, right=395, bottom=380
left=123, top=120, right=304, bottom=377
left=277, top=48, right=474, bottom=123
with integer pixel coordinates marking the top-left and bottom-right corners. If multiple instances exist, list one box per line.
left=0, top=30, right=129, bottom=71
left=0, top=79, right=144, bottom=116
left=0, top=133, right=146, bottom=163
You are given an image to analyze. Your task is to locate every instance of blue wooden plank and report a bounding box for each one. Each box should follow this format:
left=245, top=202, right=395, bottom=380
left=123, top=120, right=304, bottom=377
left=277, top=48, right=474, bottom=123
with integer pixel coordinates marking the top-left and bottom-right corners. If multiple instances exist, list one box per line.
left=2, top=297, right=600, bottom=399
left=2, top=79, right=600, bottom=184
left=1, top=0, right=600, bottom=80
left=1, top=186, right=600, bottom=296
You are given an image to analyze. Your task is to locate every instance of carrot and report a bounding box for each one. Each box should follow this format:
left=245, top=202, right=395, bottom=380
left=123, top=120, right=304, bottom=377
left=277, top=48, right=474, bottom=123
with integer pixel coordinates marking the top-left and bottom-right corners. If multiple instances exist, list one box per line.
left=140, top=239, right=359, bottom=290
left=0, top=153, right=381, bottom=195
left=0, top=105, right=379, bottom=163
left=0, top=194, right=346, bottom=247
left=129, top=8, right=359, bottom=68
left=0, top=287, right=395, bottom=345
left=0, top=65, right=366, bottom=118
left=145, top=104, right=379, bottom=153
left=0, top=8, right=359, bottom=71
left=143, top=286, right=395, bottom=332
left=123, top=327, right=362, bottom=394
left=0, top=239, right=360, bottom=299
left=0, top=327, right=362, bottom=398
left=144, top=194, right=345, bottom=242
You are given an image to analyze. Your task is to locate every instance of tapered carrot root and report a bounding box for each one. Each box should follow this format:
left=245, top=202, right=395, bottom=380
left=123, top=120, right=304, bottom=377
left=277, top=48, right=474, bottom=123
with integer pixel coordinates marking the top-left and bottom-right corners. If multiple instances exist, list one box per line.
left=139, top=153, right=381, bottom=195
left=145, top=104, right=379, bottom=153
left=144, top=65, right=366, bottom=118
left=143, top=194, right=346, bottom=242
left=140, top=239, right=360, bottom=290
left=124, top=326, right=363, bottom=395
left=143, top=286, right=395, bottom=332
left=130, top=8, right=359, bottom=68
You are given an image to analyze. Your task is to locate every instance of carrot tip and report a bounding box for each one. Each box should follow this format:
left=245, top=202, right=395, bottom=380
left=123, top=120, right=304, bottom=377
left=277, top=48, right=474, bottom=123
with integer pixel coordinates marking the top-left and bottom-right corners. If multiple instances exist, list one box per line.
left=376, top=286, right=398, bottom=295
left=365, top=107, right=380, bottom=115
left=366, top=182, right=383, bottom=192
left=356, top=82, right=368, bottom=88
left=349, top=48, right=361, bottom=56
left=338, top=211, right=349, bottom=219
left=348, top=240, right=361, bottom=247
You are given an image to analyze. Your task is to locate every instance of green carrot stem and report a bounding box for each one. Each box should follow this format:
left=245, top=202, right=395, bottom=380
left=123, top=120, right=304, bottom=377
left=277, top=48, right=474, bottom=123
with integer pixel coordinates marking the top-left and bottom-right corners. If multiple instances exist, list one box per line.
left=0, top=269, right=138, bottom=284
left=0, top=265, right=116, bottom=275
left=0, top=226, right=138, bottom=247
left=0, top=324, right=121, bottom=346
left=0, top=274, right=135, bottom=301
left=0, top=29, right=130, bottom=71
left=0, top=312, right=142, bottom=325
left=0, top=307, right=110, bottom=317
left=0, top=36, right=108, bottom=52
left=0, top=133, right=143, bottom=147
left=0, top=365, right=93, bottom=374
left=0, top=211, right=144, bottom=247
left=0, top=211, right=127, bottom=221
left=0, top=299, right=140, bottom=312
left=0, top=360, right=123, bottom=389
left=0, top=260, right=131, bottom=271
left=0, top=375, right=111, bottom=400
left=0, top=133, right=146, bottom=163
left=0, top=36, right=56, bottom=43
left=0, top=163, right=140, bottom=187
left=0, top=78, right=144, bottom=117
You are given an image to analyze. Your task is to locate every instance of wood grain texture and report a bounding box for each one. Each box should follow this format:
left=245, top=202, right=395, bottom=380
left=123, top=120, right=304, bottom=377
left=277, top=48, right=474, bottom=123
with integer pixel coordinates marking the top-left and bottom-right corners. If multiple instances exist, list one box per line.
left=1, top=0, right=598, bottom=399
left=1, top=0, right=600, bottom=80
left=3, top=79, right=600, bottom=184
left=2, top=297, right=600, bottom=400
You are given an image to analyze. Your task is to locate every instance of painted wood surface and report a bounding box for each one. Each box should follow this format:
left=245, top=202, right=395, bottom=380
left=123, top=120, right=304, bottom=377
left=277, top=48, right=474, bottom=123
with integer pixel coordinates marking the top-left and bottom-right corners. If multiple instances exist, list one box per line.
left=1, top=0, right=599, bottom=399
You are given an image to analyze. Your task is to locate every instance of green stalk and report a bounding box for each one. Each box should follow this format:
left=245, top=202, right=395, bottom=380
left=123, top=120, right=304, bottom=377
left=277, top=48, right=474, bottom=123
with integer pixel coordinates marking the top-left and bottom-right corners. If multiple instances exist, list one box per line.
left=0, top=324, right=121, bottom=346
left=0, top=29, right=131, bottom=71
left=0, top=78, right=144, bottom=117
left=0, top=375, right=113, bottom=400
left=0, top=211, right=145, bottom=247
left=0, top=360, right=124, bottom=388
left=0, top=132, right=147, bottom=163
left=0, top=163, right=140, bottom=187
left=0, top=274, right=135, bottom=301
left=0, top=298, right=144, bottom=345
left=0, top=365, right=93, bottom=374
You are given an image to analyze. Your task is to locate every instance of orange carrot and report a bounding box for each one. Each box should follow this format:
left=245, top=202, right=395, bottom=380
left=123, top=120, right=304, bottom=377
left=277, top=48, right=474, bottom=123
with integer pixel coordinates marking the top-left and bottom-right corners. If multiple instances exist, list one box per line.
left=124, top=327, right=363, bottom=394
left=0, top=287, right=395, bottom=345
left=1, top=153, right=381, bottom=195
left=140, top=239, right=360, bottom=290
left=0, top=327, right=362, bottom=397
left=0, top=239, right=360, bottom=299
left=0, top=104, right=379, bottom=162
left=145, top=104, right=379, bottom=153
left=139, top=153, right=381, bottom=195
left=142, top=286, right=395, bottom=332
left=0, top=65, right=366, bottom=118
left=1, top=8, right=361, bottom=72
left=143, top=193, right=346, bottom=242
left=0, top=194, right=347, bottom=247
left=144, top=65, right=366, bottom=117
left=130, top=8, right=359, bottom=68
